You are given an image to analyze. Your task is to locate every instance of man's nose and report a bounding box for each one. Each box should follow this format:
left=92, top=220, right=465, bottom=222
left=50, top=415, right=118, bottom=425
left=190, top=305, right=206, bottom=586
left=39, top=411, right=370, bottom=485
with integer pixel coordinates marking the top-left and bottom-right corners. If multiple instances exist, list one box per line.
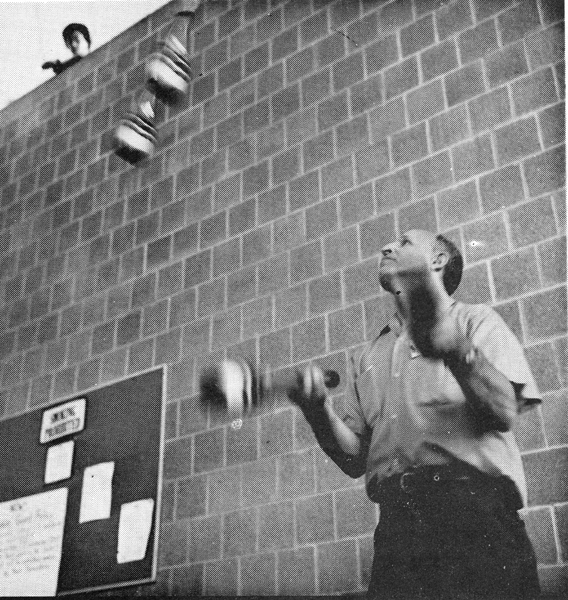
left=381, top=244, right=395, bottom=256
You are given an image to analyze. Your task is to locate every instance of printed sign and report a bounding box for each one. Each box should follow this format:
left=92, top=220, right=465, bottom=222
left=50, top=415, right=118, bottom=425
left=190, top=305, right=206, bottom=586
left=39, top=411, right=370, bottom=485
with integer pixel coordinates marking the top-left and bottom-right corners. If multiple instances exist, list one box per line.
left=40, top=398, right=86, bottom=444
left=0, top=488, right=68, bottom=596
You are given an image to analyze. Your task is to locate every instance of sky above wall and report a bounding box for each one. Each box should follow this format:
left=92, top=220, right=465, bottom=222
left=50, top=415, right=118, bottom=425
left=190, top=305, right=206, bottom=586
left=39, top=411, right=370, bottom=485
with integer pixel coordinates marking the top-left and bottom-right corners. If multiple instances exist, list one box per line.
left=0, top=0, right=170, bottom=110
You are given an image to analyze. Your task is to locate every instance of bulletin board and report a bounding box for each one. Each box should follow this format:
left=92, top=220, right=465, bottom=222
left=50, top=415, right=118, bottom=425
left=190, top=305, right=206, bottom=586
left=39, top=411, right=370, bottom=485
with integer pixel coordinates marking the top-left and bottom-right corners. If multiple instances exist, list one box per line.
left=0, top=367, right=165, bottom=595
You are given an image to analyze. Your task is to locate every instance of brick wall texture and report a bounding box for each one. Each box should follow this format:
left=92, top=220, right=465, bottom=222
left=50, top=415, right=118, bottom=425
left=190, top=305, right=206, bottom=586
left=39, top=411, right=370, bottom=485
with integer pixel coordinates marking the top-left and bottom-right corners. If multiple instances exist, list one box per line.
left=0, top=0, right=566, bottom=596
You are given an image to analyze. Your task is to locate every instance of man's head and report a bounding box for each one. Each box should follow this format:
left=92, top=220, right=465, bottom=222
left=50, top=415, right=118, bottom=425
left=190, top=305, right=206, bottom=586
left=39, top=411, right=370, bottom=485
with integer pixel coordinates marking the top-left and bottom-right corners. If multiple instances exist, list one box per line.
left=379, top=229, right=463, bottom=296
left=63, top=23, right=91, bottom=57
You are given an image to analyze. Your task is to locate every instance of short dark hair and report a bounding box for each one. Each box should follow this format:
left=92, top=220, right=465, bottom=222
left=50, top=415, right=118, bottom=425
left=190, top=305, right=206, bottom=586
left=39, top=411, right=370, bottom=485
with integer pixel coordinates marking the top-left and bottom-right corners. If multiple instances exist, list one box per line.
left=435, top=234, right=463, bottom=295
left=62, top=23, right=91, bottom=47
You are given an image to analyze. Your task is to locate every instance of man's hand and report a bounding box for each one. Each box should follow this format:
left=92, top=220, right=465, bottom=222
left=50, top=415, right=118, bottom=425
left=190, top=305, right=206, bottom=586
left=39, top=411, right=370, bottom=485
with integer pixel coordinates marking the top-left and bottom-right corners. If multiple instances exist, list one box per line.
left=42, top=60, right=62, bottom=72
left=287, top=365, right=328, bottom=414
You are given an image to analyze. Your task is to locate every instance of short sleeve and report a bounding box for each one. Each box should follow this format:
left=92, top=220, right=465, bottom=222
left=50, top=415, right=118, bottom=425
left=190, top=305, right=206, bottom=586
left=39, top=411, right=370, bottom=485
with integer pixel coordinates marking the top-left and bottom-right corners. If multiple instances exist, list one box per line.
left=468, top=305, right=541, bottom=413
left=342, top=349, right=367, bottom=435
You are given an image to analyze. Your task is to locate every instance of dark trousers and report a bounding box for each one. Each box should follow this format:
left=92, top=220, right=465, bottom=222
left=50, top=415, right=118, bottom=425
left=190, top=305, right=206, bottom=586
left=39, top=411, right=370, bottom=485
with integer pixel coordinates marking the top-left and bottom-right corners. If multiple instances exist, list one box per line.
left=367, top=465, right=540, bottom=600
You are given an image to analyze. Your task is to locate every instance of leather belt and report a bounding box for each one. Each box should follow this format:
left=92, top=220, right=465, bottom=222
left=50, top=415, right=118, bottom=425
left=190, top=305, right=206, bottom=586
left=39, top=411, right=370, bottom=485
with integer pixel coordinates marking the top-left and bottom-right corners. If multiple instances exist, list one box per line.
left=369, top=464, right=478, bottom=502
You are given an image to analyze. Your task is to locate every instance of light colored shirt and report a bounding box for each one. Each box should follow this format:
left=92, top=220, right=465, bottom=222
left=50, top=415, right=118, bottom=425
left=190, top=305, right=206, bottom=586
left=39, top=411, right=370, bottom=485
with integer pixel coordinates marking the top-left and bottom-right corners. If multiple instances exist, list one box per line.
left=344, top=301, right=541, bottom=506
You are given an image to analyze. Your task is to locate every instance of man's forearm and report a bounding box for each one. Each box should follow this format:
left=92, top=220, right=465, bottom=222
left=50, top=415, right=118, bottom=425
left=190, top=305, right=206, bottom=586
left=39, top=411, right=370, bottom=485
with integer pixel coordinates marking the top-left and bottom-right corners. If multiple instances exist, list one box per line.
left=447, top=347, right=517, bottom=432
left=303, top=401, right=366, bottom=478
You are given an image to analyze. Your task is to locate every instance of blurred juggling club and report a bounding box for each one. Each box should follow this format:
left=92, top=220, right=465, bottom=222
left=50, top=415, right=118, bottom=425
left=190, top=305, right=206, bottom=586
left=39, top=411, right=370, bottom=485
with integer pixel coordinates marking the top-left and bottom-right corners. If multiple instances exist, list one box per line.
left=200, top=359, right=340, bottom=418
left=145, top=0, right=200, bottom=103
left=113, top=91, right=158, bottom=164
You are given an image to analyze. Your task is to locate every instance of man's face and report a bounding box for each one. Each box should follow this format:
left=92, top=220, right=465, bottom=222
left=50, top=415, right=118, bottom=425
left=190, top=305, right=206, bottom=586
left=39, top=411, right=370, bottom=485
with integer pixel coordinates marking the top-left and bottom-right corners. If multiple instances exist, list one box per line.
left=67, top=31, right=89, bottom=57
left=379, top=229, right=437, bottom=293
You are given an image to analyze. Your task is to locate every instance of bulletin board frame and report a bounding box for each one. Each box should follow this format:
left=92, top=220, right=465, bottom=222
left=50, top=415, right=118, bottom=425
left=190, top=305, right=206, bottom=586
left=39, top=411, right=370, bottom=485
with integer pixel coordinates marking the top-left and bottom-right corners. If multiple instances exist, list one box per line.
left=0, top=366, right=167, bottom=596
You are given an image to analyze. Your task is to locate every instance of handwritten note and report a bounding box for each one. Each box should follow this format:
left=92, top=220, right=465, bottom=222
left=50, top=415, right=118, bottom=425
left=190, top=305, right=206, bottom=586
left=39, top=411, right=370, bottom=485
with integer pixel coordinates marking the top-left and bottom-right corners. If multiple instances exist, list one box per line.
left=0, top=488, right=68, bottom=596
left=79, top=462, right=114, bottom=524
left=117, top=499, right=154, bottom=564
left=44, top=441, right=74, bottom=485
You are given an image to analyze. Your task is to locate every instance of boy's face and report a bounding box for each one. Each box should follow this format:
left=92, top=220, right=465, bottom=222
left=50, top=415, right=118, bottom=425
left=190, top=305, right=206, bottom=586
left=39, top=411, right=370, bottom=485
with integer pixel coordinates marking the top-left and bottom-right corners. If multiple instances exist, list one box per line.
left=67, top=31, right=89, bottom=57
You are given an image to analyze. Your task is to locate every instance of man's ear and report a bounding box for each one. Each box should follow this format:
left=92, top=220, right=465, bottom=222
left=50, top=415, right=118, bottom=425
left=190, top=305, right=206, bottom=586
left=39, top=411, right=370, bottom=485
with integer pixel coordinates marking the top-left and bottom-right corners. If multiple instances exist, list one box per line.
left=431, top=251, right=449, bottom=272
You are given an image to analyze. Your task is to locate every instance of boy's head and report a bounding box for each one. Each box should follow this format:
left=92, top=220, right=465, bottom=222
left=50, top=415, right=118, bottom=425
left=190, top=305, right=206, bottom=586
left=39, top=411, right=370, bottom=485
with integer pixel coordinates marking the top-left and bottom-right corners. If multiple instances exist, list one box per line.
left=62, top=23, right=91, bottom=57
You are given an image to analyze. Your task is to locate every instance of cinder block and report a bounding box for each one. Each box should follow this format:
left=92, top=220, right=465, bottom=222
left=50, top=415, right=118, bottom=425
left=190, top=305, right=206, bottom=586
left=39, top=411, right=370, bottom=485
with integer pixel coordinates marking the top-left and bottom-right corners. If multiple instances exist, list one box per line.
left=155, top=329, right=181, bottom=365
left=330, top=0, right=361, bottom=28
left=177, top=474, right=207, bottom=519
left=438, top=181, right=481, bottom=230
left=272, top=25, right=299, bottom=63
left=241, top=553, right=276, bottom=596
left=492, top=247, right=540, bottom=300
left=347, top=11, right=379, bottom=48
left=272, top=147, right=300, bottom=186
left=296, top=493, right=334, bottom=544
left=321, top=156, right=354, bottom=199
left=539, top=102, right=565, bottom=149
left=485, top=42, right=528, bottom=88
left=328, top=304, right=365, bottom=351
left=258, top=185, right=286, bottom=224
left=542, top=389, right=568, bottom=446
left=401, top=14, right=434, bottom=57
left=171, top=564, right=203, bottom=596
left=452, top=134, right=495, bottom=181
left=407, top=79, right=444, bottom=124
left=370, top=97, right=406, bottom=141
left=205, top=558, right=239, bottom=596
left=244, top=100, right=270, bottom=135
left=469, top=86, right=512, bottom=134
left=164, top=436, right=193, bottom=479
left=303, top=130, right=334, bottom=172
left=258, top=253, right=289, bottom=295
left=221, top=409, right=256, bottom=463
left=318, top=92, right=349, bottom=132
left=243, top=161, right=269, bottom=198
left=459, top=19, right=498, bottom=64
left=527, top=23, right=564, bottom=69
left=301, top=10, right=328, bottom=46
left=538, top=235, right=567, bottom=286
left=291, top=240, right=323, bottom=283
left=366, top=33, right=399, bottom=75
left=512, top=67, right=558, bottom=117
left=523, top=507, right=558, bottom=564
left=498, top=0, right=541, bottom=46
left=445, top=61, right=485, bottom=107
left=194, top=427, right=224, bottom=474
left=514, top=402, right=545, bottom=452
left=495, top=117, right=541, bottom=165
left=229, top=197, right=255, bottom=236
left=257, top=123, right=285, bottom=160
left=324, top=227, right=359, bottom=272
left=385, top=56, right=419, bottom=100
left=391, top=122, right=428, bottom=167
left=344, top=259, right=384, bottom=304
left=277, top=547, right=316, bottom=595
left=159, top=521, right=187, bottom=567
left=333, top=52, right=365, bottom=92
left=211, top=307, right=241, bottom=350
left=479, top=164, right=524, bottom=213
left=522, top=286, right=567, bottom=341
left=430, top=104, right=470, bottom=152
left=523, top=145, right=566, bottom=197
left=412, top=151, right=453, bottom=197
left=318, top=539, right=359, bottom=594
left=197, top=278, right=225, bottom=318
left=375, top=168, right=412, bottom=211
left=355, top=141, right=390, bottom=183
left=335, top=486, right=377, bottom=538
left=243, top=457, right=277, bottom=506
left=340, top=183, right=374, bottom=227
left=309, top=271, right=342, bottom=314
left=337, top=115, right=370, bottom=157
left=399, top=196, right=437, bottom=233
left=275, top=283, right=307, bottom=327
left=463, top=213, right=508, bottom=263
left=420, top=39, right=458, bottom=82
left=508, top=196, right=557, bottom=248
left=436, top=0, right=472, bottom=40
left=223, top=508, right=257, bottom=557
left=272, top=83, right=300, bottom=123
left=259, top=327, right=291, bottom=368
left=292, top=316, right=326, bottom=361
left=302, top=68, right=330, bottom=107
left=258, top=63, right=284, bottom=101
left=286, top=107, right=317, bottom=147
left=523, top=447, right=568, bottom=505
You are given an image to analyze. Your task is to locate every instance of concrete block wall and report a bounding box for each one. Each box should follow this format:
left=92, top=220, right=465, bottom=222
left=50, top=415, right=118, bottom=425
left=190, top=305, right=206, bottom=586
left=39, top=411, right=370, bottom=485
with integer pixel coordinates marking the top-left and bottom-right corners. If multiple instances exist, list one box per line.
left=0, top=0, right=566, bottom=596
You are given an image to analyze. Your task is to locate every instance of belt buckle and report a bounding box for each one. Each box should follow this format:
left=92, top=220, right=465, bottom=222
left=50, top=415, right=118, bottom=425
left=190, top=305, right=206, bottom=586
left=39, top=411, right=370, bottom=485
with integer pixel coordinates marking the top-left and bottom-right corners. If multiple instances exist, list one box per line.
left=399, top=471, right=414, bottom=493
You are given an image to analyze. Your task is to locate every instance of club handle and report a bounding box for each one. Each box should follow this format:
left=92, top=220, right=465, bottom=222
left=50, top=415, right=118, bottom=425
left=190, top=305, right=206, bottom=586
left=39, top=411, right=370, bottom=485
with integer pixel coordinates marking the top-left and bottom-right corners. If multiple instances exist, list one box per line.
left=262, top=368, right=340, bottom=393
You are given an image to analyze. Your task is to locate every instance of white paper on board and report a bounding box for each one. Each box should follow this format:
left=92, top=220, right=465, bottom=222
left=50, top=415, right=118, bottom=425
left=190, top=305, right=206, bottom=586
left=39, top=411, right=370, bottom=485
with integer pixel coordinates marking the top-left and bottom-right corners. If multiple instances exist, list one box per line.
left=116, top=498, right=155, bottom=564
left=79, top=462, right=114, bottom=523
left=0, top=488, right=68, bottom=597
left=44, top=440, right=74, bottom=484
